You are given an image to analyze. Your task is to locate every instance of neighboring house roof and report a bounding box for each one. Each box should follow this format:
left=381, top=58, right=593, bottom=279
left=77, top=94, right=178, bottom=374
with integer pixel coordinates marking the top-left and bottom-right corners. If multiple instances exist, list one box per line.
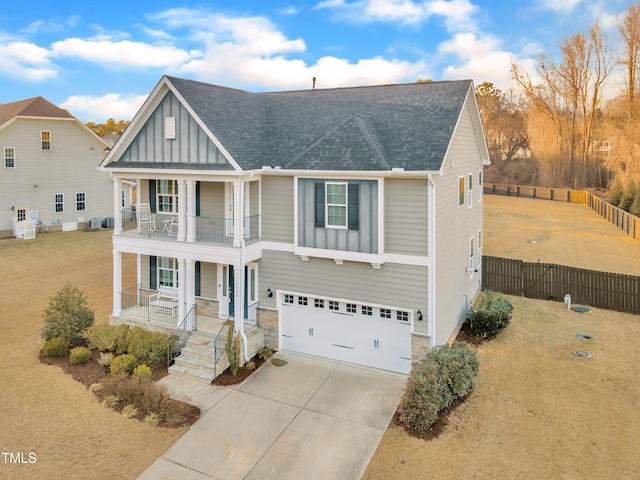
left=103, top=75, right=488, bottom=172
left=0, top=96, right=74, bottom=127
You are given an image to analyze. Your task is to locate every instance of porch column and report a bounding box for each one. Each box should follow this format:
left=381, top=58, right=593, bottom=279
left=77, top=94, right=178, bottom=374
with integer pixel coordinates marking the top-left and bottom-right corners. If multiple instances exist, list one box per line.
left=186, top=180, right=196, bottom=242
left=233, top=261, right=245, bottom=332
left=113, top=177, right=123, bottom=234
left=177, top=179, right=186, bottom=242
left=136, top=253, right=142, bottom=286
left=113, top=250, right=122, bottom=315
left=185, top=259, right=196, bottom=313
left=178, top=258, right=187, bottom=322
left=233, top=181, right=242, bottom=247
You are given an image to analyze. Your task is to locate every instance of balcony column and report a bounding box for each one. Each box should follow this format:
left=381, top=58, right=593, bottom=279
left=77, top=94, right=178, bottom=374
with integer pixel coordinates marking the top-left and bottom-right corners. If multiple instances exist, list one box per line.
left=113, top=177, right=123, bottom=234
left=177, top=179, right=186, bottom=242
left=136, top=253, right=142, bottom=286
left=186, top=180, right=196, bottom=242
left=233, top=261, right=245, bottom=332
left=178, top=258, right=186, bottom=322
left=185, top=259, right=196, bottom=314
left=113, top=250, right=122, bottom=315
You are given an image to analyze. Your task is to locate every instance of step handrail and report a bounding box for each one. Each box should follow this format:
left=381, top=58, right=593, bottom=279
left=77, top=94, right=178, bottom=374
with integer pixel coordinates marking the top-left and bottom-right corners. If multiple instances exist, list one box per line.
left=167, top=304, right=197, bottom=367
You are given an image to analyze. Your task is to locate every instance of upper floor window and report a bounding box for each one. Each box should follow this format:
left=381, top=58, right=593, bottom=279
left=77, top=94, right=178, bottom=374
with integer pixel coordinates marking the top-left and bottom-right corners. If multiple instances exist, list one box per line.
left=157, top=180, right=178, bottom=213
left=4, top=147, right=15, bottom=168
left=468, top=173, right=473, bottom=208
left=458, top=176, right=465, bottom=207
left=326, top=182, right=347, bottom=228
left=76, top=192, right=86, bottom=211
left=478, top=170, right=483, bottom=202
left=41, top=131, right=51, bottom=150
left=54, top=193, right=64, bottom=213
left=315, top=180, right=359, bottom=230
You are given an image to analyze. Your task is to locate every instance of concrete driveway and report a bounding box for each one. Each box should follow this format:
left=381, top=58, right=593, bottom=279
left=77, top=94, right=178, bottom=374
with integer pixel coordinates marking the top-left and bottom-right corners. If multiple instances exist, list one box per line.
left=138, top=351, right=407, bottom=480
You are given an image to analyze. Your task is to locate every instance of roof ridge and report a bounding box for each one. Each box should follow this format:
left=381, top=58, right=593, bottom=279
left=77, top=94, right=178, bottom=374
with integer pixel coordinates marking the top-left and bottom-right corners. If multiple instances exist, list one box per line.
left=352, top=114, right=390, bottom=170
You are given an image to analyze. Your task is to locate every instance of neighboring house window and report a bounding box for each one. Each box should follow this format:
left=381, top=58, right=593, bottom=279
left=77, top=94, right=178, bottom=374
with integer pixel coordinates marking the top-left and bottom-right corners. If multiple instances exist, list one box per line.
left=54, top=193, right=64, bottom=213
left=41, top=131, right=51, bottom=150
left=314, top=181, right=359, bottom=230
left=329, top=300, right=339, bottom=311
left=314, top=298, right=324, bottom=308
left=362, top=305, right=372, bottom=316
left=468, top=174, right=473, bottom=208
left=158, top=257, right=178, bottom=287
left=458, top=176, right=465, bottom=207
left=478, top=170, right=483, bottom=202
left=346, top=303, right=356, bottom=313
left=298, top=296, right=308, bottom=306
left=4, top=147, right=15, bottom=168
left=380, top=308, right=391, bottom=319
left=284, top=294, right=294, bottom=304
left=156, top=180, right=178, bottom=213
left=76, top=192, right=86, bottom=211
left=17, top=209, right=26, bottom=222
left=469, top=237, right=475, bottom=275
left=397, top=311, right=409, bottom=322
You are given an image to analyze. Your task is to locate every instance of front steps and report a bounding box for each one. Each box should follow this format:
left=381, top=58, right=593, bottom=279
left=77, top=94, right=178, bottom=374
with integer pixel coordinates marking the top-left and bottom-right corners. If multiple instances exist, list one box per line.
left=168, top=331, right=221, bottom=384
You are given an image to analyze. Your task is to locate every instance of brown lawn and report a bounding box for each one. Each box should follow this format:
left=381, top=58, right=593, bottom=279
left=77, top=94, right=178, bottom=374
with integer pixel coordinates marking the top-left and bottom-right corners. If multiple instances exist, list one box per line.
left=363, top=196, right=640, bottom=480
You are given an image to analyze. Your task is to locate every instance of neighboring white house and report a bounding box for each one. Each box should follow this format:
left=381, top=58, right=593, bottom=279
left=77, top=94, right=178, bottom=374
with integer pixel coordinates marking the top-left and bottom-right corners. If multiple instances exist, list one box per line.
left=100, top=76, right=490, bottom=382
left=0, top=96, right=113, bottom=237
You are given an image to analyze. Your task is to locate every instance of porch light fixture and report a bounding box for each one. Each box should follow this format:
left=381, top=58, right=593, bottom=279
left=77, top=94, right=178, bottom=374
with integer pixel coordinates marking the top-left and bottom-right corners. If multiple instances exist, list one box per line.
left=267, top=287, right=273, bottom=298
left=417, top=309, right=423, bottom=321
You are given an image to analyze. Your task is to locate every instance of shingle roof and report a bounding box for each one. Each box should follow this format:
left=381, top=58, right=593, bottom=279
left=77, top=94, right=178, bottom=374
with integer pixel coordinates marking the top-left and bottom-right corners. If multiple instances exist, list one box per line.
left=165, top=76, right=472, bottom=172
left=0, top=96, right=75, bottom=128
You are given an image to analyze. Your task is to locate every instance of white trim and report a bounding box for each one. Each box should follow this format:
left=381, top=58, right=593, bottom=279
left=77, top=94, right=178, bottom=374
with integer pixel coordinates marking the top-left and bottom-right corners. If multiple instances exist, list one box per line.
left=325, top=181, right=348, bottom=229
left=54, top=192, right=64, bottom=213
left=293, top=177, right=299, bottom=247
left=378, top=177, right=385, bottom=254
left=468, top=172, right=473, bottom=209
left=478, top=169, right=483, bottom=202
left=75, top=192, right=87, bottom=212
left=428, top=174, right=437, bottom=347
left=4, top=147, right=15, bottom=168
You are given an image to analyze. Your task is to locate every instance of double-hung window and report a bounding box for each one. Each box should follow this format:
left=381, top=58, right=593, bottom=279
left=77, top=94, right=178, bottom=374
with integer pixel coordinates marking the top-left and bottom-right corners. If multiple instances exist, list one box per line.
left=478, top=170, right=483, bottom=202
left=4, top=147, right=15, bottom=168
left=314, top=180, right=359, bottom=230
left=54, top=193, right=64, bottom=213
left=41, top=131, right=51, bottom=150
left=326, top=182, right=347, bottom=228
left=76, top=192, right=86, bottom=212
left=458, top=176, right=465, bottom=207
left=156, top=180, right=178, bottom=213
left=468, top=174, right=473, bottom=208
left=158, top=257, right=178, bottom=287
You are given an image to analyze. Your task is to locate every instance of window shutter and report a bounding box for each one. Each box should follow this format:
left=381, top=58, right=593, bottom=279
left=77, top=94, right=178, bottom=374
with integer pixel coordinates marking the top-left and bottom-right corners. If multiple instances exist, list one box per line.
left=195, top=181, right=201, bottom=216
left=314, top=182, right=325, bottom=227
left=150, top=256, right=157, bottom=290
left=348, top=183, right=359, bottom=230
left=195, top=261, right=201, bottom=297
left=149, top=180, right=156, bottom=213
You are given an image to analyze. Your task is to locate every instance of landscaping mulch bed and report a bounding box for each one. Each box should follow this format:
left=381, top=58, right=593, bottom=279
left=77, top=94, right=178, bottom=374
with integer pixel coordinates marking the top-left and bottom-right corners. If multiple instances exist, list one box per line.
left=212, top=352, right=271, bottom=386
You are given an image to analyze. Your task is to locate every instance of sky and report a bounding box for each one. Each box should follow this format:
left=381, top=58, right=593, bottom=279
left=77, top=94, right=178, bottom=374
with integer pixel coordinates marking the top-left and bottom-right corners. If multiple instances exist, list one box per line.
left=0, top=0, right=634, bottom=122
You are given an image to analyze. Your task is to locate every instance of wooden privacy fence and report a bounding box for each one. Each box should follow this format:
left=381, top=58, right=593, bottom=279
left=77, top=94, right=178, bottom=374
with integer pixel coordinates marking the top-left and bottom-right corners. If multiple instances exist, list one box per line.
left=482, top=256, right=640, bottom=315
left=585, top=193, right=640, bottom=241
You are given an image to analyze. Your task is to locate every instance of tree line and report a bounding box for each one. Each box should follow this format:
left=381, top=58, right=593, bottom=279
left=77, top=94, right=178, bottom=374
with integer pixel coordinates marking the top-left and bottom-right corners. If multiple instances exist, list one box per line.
left=477, top=1, right=640, bottom=213
left=86, top=118, right=129, bottom=137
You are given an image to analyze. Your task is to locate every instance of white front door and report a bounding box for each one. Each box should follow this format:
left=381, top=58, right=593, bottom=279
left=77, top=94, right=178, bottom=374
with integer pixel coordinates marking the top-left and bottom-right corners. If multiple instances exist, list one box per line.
left=13, top=206, right=28, bottom=236
left=217, top=264, right=234, bottom=319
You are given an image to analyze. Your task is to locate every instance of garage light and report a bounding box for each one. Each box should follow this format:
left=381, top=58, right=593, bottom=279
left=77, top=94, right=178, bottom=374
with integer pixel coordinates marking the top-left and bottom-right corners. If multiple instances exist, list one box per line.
left=267, top=287, right=273, bottom=298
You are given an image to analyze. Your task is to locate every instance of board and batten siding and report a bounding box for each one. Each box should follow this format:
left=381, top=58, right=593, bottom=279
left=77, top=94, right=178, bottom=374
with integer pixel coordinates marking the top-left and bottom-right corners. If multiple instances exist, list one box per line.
left=117, top=91, right=230, bottom=168
left=385, top=178, right=428, bottom=256
left=433, top=100, right=484, bottom=346
left=0, top=118, right=111, bottom=231
left=261, top=175, right=294, bottom=242
left=258, top=250, right=428, bottom=326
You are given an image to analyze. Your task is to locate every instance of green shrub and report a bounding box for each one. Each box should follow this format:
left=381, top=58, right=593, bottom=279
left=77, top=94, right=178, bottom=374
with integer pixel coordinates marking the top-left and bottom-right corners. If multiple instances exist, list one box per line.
left=133, top=363, right=152, bottom=381
left=245, top=361, right=256, bottom=371
left=619, top=180, right=636, bottom=212
left=101, top=395, right=119, bottom=409
left=257, top=347, right=274, bottom=361
left=69, top=346, right=92, bottom=365
left=630, top=187, right=640, bottom=217
left=83, top=323, right=129, bottom=352
left=42, top=337, right=70, bottom=357
left=144, top=412, right=161, bottom=427
left=101, top=374, right=166, bottom=415
left=225, top=325, right=241, bottom=375
left=471, top=291, right=513, bottom=336
left=110, top=354, right=137, bottom=376
left=124, top=326, right=175, bottom=368
left=398, top=342, right=479, bottom=434
left=41, top=282, right=95, bottom=345
left=609, top=179, right=624, bottom=206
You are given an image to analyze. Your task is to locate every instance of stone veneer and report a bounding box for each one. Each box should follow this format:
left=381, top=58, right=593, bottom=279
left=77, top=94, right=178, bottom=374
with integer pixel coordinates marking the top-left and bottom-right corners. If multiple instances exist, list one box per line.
left=258, top=308, right=279, bottom=351
left=411, top=334, right=432, bottom=363
left=195, top=297, right=219, bottom=318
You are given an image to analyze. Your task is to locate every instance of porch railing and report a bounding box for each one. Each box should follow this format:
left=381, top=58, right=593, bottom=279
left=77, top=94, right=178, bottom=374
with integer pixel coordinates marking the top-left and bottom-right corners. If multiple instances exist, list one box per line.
left=195, top=216, right=234, bottom=244
left=167, top=304, right=197, bottom=367
left=213, top=323, right=230, bottom=379
left=119, top=284, right=178, bottom=325
left=244, top=215, right=260, bottom=240
left=245, top=301, right=259, bottom=332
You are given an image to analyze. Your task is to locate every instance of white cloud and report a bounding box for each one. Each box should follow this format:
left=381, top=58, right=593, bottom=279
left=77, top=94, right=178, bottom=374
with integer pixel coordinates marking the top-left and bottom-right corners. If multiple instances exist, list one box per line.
left=0, top=41, right=57, bottom=82
left=50, top=38, right=201, bottom=68
left=277, top=6, right=303, bottom=15
left=60, top=93, right=148, bottom=122
left=535, top=0, right=583, bottom=15
left=315, top=0, right=478, bottom=29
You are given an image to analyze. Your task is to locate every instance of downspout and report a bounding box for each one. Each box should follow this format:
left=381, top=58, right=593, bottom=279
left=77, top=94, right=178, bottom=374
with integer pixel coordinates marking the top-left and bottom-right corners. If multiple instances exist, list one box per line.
left=428, top=174, right=437, bottom=348
left=238, top=181, right=250, bottom=362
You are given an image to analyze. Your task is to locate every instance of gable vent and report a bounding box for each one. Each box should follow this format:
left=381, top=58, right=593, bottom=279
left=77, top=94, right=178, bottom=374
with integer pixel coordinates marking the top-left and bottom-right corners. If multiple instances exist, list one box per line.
left=165, top=117, right=176, bottom=140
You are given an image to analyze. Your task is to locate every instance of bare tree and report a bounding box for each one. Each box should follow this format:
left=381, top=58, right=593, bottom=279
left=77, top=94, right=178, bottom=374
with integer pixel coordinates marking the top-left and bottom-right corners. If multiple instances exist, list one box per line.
left=618, top=2, right=640, bottom=103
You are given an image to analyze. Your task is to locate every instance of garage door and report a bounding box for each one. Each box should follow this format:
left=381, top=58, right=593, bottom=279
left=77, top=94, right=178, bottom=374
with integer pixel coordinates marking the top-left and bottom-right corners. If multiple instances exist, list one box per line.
left=281, top=293, right=412, bottom=374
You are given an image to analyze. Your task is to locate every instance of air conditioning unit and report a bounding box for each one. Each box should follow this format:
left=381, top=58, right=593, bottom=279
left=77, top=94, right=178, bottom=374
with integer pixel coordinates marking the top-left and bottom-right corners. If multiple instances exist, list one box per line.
left=102, top=217, right=114, bottom=228
left=90, top=218, right=101, bottom=229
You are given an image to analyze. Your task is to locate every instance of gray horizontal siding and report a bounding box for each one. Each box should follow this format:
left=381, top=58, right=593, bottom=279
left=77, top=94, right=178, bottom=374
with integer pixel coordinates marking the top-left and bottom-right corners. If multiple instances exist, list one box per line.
left=385, top=178, right=428, bottom=256
left=261, top=175, right=294, bottom=242
left=258, top=250, right=428, bottom=332
left=249, top=180, right=259, bottom=216
left=199, top=182, right=225, bottom=217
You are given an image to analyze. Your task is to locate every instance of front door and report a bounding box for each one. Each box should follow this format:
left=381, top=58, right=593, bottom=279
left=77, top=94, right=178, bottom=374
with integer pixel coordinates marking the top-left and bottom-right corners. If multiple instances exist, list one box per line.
left=13, top=206, right=28, bottom=236
left=218, top=265, right=235, bottom=319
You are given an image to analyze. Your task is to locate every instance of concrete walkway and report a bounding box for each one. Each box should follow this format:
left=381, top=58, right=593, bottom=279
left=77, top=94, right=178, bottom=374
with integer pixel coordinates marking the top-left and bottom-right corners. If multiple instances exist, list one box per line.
left=138, top=351, right=407, bottom=480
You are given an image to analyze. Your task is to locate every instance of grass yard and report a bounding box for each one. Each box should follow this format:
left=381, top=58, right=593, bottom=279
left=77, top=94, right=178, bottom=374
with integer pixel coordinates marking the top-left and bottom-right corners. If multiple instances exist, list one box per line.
left=0, top=230, right=186, bottom=480
left=363, top=195, right=640, bottom=480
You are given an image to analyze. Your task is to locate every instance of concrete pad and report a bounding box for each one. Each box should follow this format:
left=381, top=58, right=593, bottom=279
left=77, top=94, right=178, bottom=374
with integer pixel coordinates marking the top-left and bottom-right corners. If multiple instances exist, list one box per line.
left=160, top=389, right=300, bottom=480
left=137, top=458, right=213, bottom=480
left=306, top=364, right=407, bottom=429
left=244, top=409, right=383, bottom=480
left=158, top=376, right=235, bottom=413
left=237, top=351, right=338, bottom=407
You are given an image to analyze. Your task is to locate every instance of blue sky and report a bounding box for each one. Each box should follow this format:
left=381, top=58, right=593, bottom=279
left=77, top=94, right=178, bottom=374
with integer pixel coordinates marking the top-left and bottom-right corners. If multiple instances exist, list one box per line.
left=0, top=0, right=633, bottom=122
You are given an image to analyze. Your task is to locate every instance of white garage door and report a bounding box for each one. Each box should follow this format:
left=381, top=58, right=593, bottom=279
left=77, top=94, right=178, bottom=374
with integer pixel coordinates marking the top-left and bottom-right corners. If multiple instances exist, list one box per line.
left=281, top=293, right=412, bottom=374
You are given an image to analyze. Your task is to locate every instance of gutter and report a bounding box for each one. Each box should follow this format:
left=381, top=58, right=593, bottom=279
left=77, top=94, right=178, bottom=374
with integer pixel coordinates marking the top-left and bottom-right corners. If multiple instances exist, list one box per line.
left=238, top=182, right=251, bottom=363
